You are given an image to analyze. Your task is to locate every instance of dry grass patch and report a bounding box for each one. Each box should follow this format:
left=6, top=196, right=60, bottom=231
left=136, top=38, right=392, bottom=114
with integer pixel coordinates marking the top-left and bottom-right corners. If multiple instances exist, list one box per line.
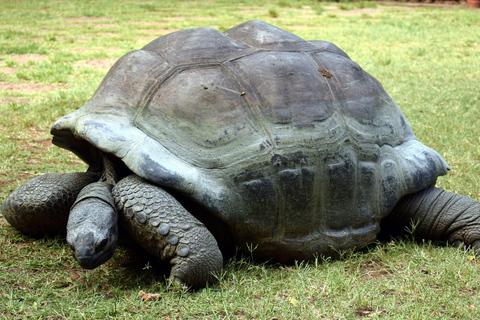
left=332, top=8, right=381, bottom=15
left=0, top=81, right=66, bottom=93
left=378, top=1, right=466, bottom=9
left=68, top=47, right=124, bottom=53
left=360, top=260, right=393, bottom=280
left=98, top=33, right=117, bottom=37
left=0, top=65, right=17, bottom=76
left=0, top=97, right=28, bottom=104
left=74, top=58, right=118, bottom=71
left=65, top=17, right=114, bottom=22
left=93, top=24, right=116, bottom=29
left=128, top=21, right=170, bottom=26
left=162, top=16, right=216, bottom=21
left=2, top=54, right=47, bottom=68
left=141, top=29, right=180, bottom=37
left=8, top=54, right=47, bottom=64
left=236, top=9, right=265, bottom=15
left=288, top=25, right=320, bottom=31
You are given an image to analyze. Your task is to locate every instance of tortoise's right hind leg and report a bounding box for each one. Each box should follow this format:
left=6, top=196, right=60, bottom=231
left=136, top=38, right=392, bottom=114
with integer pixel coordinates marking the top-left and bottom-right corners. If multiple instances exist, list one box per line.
left=1, top=172, right=100, bottom=235
left=112, top=175, right=223, bottom=289
left=385, top=186, right=480, bottom=252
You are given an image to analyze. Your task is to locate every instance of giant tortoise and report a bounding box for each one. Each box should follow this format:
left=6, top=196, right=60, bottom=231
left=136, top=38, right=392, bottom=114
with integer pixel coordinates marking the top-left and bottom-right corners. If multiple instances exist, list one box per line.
left=2, top=20, right=480, bottom=289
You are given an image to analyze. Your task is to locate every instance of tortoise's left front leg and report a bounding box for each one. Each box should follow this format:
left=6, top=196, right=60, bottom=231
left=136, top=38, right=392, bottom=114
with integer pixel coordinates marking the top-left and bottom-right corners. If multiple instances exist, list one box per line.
left=112, top=175, right=223, bottom=289
left=1, top=172, right=100, bottom=235
left=385, top=186, right=480, bottom=251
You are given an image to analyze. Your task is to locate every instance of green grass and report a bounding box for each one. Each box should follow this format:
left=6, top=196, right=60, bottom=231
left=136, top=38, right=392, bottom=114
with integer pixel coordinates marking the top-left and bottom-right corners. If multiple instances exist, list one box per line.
left=1, top=0, right=480, bottom=318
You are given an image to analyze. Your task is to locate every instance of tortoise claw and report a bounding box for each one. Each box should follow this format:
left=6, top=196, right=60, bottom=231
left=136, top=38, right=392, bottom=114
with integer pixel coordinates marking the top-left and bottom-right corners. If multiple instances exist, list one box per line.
left=450, top=239, right=463, bottom=248
left=471, top=240, right=480, bottom=254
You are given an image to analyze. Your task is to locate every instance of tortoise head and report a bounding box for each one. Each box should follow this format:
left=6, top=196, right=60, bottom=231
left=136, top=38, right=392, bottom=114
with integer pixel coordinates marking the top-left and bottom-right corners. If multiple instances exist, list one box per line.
left=67, top=226, right=116, bottom=269
left=66, top=182, right=118, bottom=269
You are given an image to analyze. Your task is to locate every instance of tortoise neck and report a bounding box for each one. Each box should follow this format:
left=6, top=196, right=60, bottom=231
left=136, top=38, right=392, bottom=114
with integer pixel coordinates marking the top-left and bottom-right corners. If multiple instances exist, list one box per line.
left=99, top=153, right=118, bottom=189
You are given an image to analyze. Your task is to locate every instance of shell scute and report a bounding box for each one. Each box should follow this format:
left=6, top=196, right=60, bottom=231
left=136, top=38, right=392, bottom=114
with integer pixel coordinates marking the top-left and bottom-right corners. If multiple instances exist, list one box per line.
left=225, top=19, right=318, bottom=51
left=134, top=64, right=260, bottom=169
left=142, top=26, right=250, bottom=65
left=229, top=51, right=335, bottom=128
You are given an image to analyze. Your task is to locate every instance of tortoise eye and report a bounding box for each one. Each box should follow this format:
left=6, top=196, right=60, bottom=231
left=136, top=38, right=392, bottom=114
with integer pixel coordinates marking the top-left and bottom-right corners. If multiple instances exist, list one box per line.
left=96, top=238, right=109, bottom=253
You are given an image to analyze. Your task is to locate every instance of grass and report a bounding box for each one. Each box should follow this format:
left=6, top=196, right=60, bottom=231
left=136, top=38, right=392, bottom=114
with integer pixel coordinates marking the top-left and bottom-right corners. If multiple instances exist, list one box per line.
left=1, top=0, right=480, bottom=318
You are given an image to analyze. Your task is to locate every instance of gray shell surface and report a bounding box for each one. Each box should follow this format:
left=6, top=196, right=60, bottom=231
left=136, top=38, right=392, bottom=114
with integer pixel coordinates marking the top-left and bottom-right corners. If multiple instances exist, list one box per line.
left=51, top=20, right=449, bottom=261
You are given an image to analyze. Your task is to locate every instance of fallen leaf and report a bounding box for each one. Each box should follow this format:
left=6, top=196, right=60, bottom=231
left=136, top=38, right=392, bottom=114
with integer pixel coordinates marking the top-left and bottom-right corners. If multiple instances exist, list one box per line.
left=369, top=309, right=386, bottom=317
left=355, top=306, right=382, bottom=317
left=288, top=297, right=298, bottom=306
left=139, top=290, right=162, bottom=302
left=469, top=305, right=476, bottom=311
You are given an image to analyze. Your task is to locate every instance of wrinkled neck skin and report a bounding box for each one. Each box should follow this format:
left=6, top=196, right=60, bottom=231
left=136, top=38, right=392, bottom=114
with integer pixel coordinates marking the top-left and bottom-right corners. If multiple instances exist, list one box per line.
left=99, top=153, right=118, bottom=188
left=88, top=152, right=132, bottom=187
left=385, top=185, right=480, bottom=251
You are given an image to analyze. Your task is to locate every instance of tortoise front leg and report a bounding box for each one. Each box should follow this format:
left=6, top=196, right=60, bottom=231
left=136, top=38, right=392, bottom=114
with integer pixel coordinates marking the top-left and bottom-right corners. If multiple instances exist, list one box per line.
left=385, top=186, right=480, bottom=251
left=112, top=175, right=223, bottom=289
left=1, top=172, right=100, bottom=235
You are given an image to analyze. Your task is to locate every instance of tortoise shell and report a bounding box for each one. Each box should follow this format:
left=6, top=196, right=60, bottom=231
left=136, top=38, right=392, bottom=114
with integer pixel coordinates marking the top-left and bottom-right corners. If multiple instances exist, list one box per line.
left=51, top=20, right=449, bottom=261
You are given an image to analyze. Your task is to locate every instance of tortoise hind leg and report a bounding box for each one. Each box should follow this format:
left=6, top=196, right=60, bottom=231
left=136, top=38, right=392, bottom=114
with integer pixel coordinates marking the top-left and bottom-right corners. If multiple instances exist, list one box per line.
left=1, top=172, right=100, bottom=235
left=112, top=175, right=223, bottom=289
left=385, top=185, right=480, bottom=251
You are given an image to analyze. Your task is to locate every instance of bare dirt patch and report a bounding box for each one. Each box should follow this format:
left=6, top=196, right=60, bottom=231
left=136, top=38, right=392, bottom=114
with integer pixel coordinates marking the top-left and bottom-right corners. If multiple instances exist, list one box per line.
left=65, top=17, right=114, bottom=22
left=184, top=16, right=216, bottom=21
left=330, top=8, right=381, bottom=16
left=99, top=33, right=118, bottom=37
left=354, top=307, right=387, bottom=317
left=128, top=21, right=170, bottom=26
left=161, top=16, right=216, bottom=21
left=377, top=1, right=465, bottom=8
left=142, top=28, right=179, bottom=36
left=68, top=47, right=123, bottom=54
left=0, top=66, right=17, bottom=76
left=0, top=81, right=65, bottom=93
left=360, top=260, right=392, bottom=280
left=6, top=54, right=47, bottom=65
left=288, top=25, right=319, bottom=31
left=237, top=9, right=266, bottom=15
left=73, top=36, right=91, bottom=42
left=0, top=97, right=28, bottom=104
left=93, top=24, right=116, bottom=29
left=74, top=58, right=118, bottom=71
left=323, top=5, right=339, bottom=10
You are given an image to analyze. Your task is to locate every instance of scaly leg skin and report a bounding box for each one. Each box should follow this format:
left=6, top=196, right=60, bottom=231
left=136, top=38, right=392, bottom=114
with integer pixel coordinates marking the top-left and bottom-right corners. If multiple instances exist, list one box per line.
left=386, top=186, right=480, bottom=252
left=112, top=175, right=223, bottom=289
left=67, top=181, right=118, bottom=269
left=1, top=172, right=100, bottom=235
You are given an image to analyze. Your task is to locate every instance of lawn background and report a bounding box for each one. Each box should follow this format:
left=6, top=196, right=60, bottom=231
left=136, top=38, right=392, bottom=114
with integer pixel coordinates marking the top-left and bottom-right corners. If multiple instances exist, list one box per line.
left=0, top=0, right=479, bottom=318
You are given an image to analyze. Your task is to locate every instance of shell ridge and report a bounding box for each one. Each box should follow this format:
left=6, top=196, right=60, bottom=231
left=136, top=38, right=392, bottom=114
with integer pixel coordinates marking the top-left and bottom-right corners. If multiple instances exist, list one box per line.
left=221, top=60, right=275, bottom=151
left=308, top=53, right=350, bottom=144
left=132, top=65, right=177, bottom=122
left=219, top=60, right=283, bottom=237
left=224, top=20, right=317, bottom=51
left=141, top=47, right=172, bottom=66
